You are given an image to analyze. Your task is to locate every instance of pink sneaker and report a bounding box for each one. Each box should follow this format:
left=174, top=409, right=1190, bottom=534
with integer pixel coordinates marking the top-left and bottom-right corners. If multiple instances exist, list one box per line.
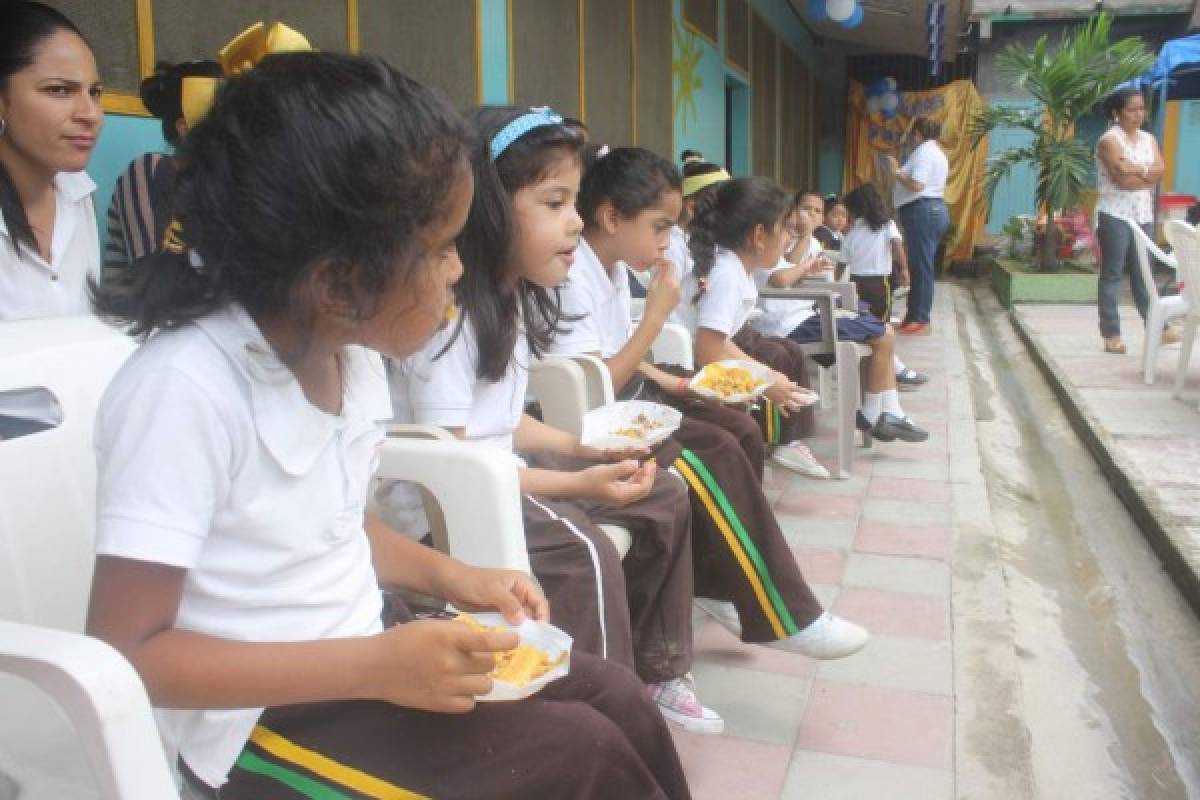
left=649, top=674, right=724, bottom=735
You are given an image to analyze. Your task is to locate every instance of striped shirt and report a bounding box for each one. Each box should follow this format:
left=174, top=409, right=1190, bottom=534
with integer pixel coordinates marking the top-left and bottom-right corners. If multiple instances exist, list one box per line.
left=104, top=153, right=176, bottom=270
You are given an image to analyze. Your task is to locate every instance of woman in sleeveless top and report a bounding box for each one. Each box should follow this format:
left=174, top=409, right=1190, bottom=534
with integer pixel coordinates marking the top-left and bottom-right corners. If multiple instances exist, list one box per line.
left=1094, top=87, right=1174, bottom=355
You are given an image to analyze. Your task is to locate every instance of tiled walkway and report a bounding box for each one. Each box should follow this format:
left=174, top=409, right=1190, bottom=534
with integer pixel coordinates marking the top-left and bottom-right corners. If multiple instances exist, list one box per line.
left=677, top=292, right=975, bottom=799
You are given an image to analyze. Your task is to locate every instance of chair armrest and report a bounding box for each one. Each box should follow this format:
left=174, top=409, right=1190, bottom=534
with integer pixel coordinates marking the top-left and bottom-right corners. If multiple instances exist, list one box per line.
left=529, top=355, right=614, bottom=435
left=650, top=323, right=694, bottom=370
left=0, top=620, right=180, bottom=799
left=759, top=288, right=837, bottom=355
left=375, top=437, right=531, bottom=573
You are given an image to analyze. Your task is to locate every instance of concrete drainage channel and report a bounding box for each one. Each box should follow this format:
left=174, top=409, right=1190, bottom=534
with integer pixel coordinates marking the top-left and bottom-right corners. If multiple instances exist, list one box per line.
left=948, top=283, right=1200, bottom=799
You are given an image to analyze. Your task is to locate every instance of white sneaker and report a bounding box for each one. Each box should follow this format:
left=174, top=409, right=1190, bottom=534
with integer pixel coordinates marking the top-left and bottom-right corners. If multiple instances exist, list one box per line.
left=695, top=598, right=742, bottom=637
left=649, top=674, right=725, bottom=735
left=770, top=442, right=830, bottom=479
left=765, top=613, right=869, bottom=660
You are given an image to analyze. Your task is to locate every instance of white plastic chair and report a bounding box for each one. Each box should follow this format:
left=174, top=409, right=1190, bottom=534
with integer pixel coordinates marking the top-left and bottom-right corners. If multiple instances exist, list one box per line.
left=1, top=319, right=538, bottom=798
left=758, top=284, right=870, bottom=479
left=1124, top=217, right=1187, bottom=385
left=0, top=316, right=180, bottom=799
left=1163, top=221, right=1200, bottom=410
left=525, top=358, right=632, bottom=558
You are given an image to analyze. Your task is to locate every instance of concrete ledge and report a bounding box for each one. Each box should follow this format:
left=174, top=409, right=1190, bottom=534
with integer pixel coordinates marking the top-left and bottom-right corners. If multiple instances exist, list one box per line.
left=1009, top=306, right=1200, bottom=617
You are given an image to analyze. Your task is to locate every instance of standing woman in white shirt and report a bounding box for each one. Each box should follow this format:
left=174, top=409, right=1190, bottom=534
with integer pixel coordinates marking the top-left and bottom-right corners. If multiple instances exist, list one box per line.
left=0, top=2, right=102, bottom=321
left=87, top=57, right=690, bottom=799
left=886, top=116, right=949, bottom=334
left=1093, top=87, right=1172, bottom=355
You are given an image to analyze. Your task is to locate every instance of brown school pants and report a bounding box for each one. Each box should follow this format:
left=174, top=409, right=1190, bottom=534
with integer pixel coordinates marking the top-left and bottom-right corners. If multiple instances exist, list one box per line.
left=521, top=450, right=695, bottom=685
left=731, top=326, right=816, bottom=443
left=642, top=378, right=824, bottom=642
left=199, top=606, right=691, bottom=799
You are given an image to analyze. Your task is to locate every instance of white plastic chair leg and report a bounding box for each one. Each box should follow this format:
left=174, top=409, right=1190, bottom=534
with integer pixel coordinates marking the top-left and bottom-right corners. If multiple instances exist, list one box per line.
left=1144, top=305, right=1164, bottom=385
left=1177, top=316, right=1199, bottom=399
left=817, top=366, right=833, bottom=410
left=832, top=341, right=861, bottom=479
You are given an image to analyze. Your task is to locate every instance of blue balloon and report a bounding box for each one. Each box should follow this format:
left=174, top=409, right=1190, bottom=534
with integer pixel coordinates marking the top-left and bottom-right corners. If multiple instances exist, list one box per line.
left=867, top=79, right=889, bottom=98
left=839, top=4, right=864, bottom=28
left=807, top=0, right=828, bottom=21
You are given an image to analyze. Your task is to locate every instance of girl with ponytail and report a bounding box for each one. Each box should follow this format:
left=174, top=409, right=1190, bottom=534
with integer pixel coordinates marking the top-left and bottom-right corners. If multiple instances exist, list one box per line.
left=552, top=146, right=868, bottom=668
left=678, top=177, right=831, bottom=478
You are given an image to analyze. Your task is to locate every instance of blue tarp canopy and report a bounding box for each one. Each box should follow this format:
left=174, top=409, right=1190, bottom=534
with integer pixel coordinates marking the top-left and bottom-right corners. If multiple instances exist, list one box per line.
left=1131, top=34, right=1200, bottom=101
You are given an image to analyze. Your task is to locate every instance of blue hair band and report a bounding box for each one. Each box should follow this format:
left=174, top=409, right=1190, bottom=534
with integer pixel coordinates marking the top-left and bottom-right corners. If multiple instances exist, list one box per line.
left=489, top=106, right=564, bottom=161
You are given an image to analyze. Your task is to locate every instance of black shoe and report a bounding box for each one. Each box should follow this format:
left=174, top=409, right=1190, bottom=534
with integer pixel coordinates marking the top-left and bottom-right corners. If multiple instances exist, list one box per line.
left=872, top=412, right=929, bottom=442
left=895, top=367, right=929, bottom=392
left=856, top=410, right=895, bottom=442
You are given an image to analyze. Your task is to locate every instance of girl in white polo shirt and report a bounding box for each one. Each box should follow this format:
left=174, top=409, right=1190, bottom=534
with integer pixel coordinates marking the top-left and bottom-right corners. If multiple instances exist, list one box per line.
left=389, top=106, right=719, bottom=736
left=842, top=182, right=909, bottom=323
left=86, top=56, right=689, bottom=799
left=678, top=176, right=827, bottom=475
left=551, top=145, right=867, bottom=662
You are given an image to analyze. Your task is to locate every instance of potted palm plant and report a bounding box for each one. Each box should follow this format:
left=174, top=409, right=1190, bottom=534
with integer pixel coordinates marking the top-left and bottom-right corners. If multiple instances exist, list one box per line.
left=970, top=13, right=1153, bottom=273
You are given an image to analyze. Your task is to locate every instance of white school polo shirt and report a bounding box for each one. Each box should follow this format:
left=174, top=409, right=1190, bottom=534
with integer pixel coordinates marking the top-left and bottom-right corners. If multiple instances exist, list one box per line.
left=893, top=140, right=948, bottom=209
left=674, top=247, right=758, bottom=338
left=752, top=238, right=822, bottom=338
left=383, top=314, right=529, bottom=539
left=550, top=237, right=633, bottom=359
left=666, top=225, right=693, bottom=280
left=93, top=304, right=392, bottom=788
left=0, top=171, right=100, bottom=320
left=843, top=219, right=902, bottom=277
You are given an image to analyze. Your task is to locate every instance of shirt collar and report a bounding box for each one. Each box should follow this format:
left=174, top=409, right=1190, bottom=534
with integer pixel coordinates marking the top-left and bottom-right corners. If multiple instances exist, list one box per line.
left=193, top=305, right=391, bottom=476
left=0, top=171, right=95, bottom=241
left=575, top=236, right=620, bottom=288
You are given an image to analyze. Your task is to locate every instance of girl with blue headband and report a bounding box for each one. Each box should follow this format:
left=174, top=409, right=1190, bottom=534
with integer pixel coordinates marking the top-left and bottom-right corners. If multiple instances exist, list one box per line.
left=388, top=105, right=723, bottom=736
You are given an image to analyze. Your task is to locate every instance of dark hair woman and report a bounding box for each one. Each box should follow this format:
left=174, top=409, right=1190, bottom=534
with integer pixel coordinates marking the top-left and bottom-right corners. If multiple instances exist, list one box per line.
left=1094, top=87, right=1172, bottom=355
left=0, top=1, right=102, bottom=320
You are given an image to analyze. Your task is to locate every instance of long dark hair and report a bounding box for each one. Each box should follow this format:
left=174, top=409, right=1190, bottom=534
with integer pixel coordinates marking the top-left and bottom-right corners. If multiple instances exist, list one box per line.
left=139, top=60, right=223, bottom=145
left=843, top=183, right=890, bottom=232
left=451, top=106, right=585, bottom=382
left=687, top=176, right=788, bottom=303
left=0, top=1, right=89, bottom=256
left=578, top=145, right=681, bottom=226
left=93, top=52, right=470, bottom=338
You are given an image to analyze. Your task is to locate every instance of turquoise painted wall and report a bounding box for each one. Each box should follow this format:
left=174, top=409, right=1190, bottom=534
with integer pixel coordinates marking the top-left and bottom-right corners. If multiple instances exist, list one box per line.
left=478, top=0, right=510, bottom=104
left=89, top=113, right=169, bottom=247
left=673, top=0, right=838, bottom=179
left=672, top=0, right=729, bottom=165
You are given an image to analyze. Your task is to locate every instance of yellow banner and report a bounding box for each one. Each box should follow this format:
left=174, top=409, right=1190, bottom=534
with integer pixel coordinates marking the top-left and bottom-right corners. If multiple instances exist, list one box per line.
left=843, top=80, right=989, bottom=264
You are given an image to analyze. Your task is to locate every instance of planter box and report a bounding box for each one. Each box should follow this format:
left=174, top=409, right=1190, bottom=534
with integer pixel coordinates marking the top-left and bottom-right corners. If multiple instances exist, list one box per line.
left=990, top=256, right=1097, bottom=308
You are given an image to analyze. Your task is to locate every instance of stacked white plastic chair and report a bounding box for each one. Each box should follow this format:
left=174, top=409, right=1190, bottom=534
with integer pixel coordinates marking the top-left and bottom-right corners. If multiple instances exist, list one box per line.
left=1162, top=220, right=1200, bottom=410
left=1123, top=217, right=1187, bottom=385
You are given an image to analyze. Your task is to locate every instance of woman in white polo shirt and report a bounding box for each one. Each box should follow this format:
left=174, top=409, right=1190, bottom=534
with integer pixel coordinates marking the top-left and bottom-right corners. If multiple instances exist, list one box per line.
left=0, top=3, right=102, bottom=321
left=887, top=116, right=950, bottom=333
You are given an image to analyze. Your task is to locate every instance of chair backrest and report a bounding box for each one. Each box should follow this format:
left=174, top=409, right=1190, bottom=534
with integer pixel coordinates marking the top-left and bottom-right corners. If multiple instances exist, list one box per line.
left=1164, top=221, right=1200, bottom=312
left=0, top=316, right=138, bottom=794
left=0, top=317, right=136, bottom=633
left=1124, top=216, right=1177, bottom=303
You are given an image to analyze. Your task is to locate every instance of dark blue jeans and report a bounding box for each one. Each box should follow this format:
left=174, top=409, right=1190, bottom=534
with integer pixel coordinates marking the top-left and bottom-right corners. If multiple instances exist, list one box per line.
left=896, top=198, right=950, bottom=324
left=1095, top=211, right=1151, bottom=339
